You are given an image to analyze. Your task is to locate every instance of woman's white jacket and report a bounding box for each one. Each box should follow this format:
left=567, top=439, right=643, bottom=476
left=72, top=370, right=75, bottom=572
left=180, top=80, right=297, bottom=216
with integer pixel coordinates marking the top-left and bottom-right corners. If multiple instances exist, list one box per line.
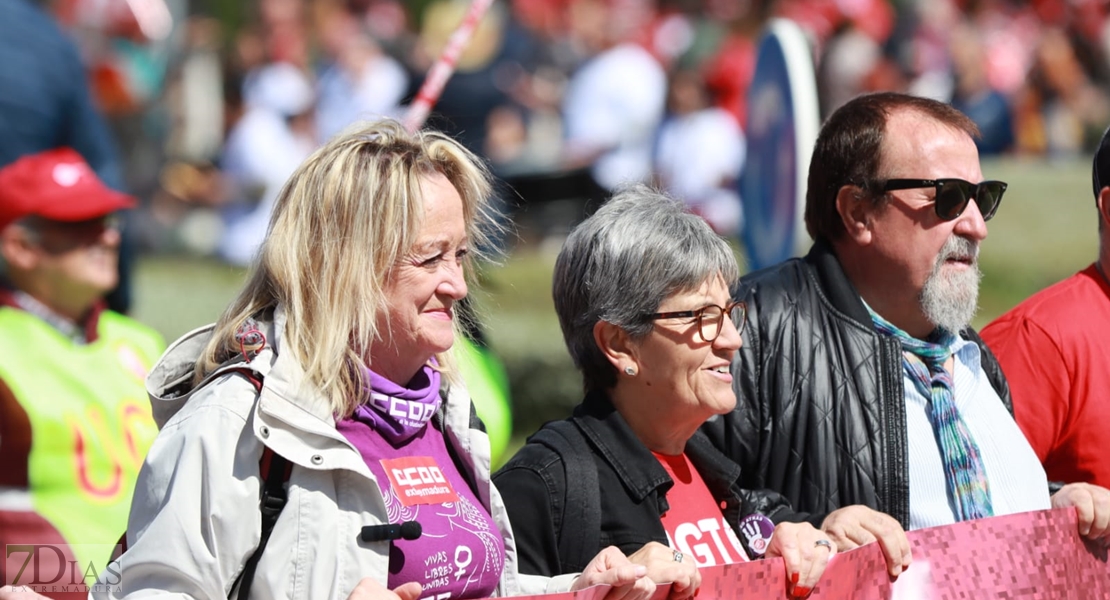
left=95, top=311, right=576, bottom=600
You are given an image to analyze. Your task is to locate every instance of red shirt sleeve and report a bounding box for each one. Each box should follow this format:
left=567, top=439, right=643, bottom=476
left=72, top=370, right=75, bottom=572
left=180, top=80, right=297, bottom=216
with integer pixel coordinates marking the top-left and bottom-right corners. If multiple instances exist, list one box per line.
left=981, top=316, right=1071, bottom=464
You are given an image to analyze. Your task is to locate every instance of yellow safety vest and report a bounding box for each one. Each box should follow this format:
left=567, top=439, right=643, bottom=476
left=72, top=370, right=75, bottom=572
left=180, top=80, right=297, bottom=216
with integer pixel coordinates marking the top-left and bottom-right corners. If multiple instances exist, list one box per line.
left=454, top=336, right=513, bottom=467
left=0, top=307, right=163, bottom=580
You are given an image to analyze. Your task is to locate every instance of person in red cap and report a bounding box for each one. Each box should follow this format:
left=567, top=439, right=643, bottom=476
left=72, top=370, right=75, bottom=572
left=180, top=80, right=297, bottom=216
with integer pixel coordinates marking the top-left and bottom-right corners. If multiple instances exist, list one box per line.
left=0, top=148, right=164, bottom=599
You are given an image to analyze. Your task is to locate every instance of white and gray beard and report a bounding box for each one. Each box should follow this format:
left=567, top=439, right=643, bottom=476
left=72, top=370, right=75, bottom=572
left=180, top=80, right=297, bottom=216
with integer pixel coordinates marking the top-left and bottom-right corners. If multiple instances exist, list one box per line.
left=919, top=235, right=982, bottom=334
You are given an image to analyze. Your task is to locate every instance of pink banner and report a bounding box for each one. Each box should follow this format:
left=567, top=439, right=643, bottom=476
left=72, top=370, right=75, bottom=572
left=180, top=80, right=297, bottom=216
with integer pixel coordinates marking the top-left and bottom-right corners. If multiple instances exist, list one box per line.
left=504, top=508, right=1110, bottom=600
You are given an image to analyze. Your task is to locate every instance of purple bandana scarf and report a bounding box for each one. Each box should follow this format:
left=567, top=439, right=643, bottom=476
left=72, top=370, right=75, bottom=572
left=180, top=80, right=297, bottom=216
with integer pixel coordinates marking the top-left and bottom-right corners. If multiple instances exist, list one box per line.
left=352, top=364, right=442, bottom=445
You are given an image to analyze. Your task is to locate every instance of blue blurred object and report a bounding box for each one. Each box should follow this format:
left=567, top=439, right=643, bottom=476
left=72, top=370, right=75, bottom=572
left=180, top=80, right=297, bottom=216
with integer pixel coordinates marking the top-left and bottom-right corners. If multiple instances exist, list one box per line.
left=739, top=19, right=820, bottom=271
left=0, top=0, right=124, bottom=189
left=953, top=91, right=1014, bottom=156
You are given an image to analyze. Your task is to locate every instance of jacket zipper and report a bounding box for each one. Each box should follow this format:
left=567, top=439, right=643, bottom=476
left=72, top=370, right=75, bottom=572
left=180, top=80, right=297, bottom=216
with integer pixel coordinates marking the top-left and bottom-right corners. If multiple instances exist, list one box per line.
left=878, top=335, right=911, bottom=529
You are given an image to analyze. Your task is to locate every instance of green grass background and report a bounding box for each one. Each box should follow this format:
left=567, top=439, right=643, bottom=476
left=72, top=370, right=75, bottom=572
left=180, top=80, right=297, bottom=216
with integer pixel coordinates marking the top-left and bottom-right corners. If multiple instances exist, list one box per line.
left=132, top=156, right=1099, bottom=446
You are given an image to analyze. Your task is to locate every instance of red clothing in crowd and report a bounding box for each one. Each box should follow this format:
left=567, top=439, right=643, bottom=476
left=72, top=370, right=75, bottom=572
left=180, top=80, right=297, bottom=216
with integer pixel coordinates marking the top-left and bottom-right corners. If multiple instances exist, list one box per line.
left=981, top=264, right=1110, bottom=488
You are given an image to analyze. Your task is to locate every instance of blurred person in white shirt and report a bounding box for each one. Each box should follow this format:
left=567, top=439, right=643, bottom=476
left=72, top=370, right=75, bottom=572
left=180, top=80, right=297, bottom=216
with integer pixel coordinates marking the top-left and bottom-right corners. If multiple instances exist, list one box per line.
left=219, top=62, right=316, bottom=266
left=655, top=67, right=744, bottom=237
left=560, top=0, right=666, bottom=194
left=314, top=8, right=408, bottom=143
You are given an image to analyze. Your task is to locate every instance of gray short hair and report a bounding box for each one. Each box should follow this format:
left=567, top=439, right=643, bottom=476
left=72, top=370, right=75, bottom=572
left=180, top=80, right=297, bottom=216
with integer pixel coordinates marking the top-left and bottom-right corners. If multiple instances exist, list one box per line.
left=553, top=184, right=740, bottom=392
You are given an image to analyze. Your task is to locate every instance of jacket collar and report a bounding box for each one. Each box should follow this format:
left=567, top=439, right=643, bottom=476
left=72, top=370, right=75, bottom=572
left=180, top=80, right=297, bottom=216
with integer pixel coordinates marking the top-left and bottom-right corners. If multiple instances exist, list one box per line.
left=572, top=391, right=748, bottom=507
left=0, top=282, right=106, bottom=344
left=255, top=307, right=340, bottom=435
left=684, top=429, right=745, bottom=503
left=804, top=238, right=873, bottom=329
left=573, top=390, right=675, bottom=503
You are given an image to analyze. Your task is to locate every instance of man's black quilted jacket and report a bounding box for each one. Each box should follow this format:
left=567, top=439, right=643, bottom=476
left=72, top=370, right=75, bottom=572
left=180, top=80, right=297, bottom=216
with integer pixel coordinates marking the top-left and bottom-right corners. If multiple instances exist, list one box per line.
left=700, top=239, right=1012, bottom=529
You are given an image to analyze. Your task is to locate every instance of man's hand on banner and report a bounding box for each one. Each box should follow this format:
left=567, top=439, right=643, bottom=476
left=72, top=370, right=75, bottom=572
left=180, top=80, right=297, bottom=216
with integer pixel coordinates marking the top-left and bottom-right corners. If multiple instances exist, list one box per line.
left=819, top=505, right=912, bottom=577
left=1051, top=482, right=1110, bottom=540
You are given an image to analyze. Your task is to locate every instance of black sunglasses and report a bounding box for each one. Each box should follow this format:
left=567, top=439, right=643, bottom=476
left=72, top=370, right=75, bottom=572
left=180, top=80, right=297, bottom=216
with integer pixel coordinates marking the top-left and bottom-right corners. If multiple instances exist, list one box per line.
left=881, top=178, right=1007, bottom=222
left=20, top=214, right=122, bottom=254
left=645, top=301, right=747, bottom=343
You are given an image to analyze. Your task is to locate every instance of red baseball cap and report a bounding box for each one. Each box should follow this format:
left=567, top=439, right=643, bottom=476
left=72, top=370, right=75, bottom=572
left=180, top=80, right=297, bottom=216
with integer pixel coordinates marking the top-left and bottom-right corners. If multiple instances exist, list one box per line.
left=0, top=148, right=136, bottom=231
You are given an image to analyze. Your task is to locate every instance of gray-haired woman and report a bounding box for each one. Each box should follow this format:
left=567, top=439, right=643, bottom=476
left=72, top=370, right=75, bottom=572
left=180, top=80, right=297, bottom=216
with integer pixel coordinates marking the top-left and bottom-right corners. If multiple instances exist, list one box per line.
left=494, top=185, right=910, bottom=599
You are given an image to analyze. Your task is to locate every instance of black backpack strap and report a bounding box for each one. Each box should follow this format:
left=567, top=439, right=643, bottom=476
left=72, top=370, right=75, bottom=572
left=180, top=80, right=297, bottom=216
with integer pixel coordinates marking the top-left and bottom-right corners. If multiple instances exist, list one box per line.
left=231, top=449, right=291, bottom=600
left=224, top=368, right=293, bottom=600
left=528, top=420, right=600, bottom=573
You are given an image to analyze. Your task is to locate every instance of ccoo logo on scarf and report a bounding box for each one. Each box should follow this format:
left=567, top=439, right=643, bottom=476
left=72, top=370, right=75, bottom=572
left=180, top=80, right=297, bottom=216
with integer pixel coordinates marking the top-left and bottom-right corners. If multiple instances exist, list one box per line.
left=370, top=392, right=439, bottom=428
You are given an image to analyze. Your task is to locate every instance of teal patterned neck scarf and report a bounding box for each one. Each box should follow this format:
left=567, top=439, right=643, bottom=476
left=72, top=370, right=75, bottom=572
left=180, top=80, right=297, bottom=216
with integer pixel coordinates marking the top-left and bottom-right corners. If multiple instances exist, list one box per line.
left=870, top=309, right=994, bottom=521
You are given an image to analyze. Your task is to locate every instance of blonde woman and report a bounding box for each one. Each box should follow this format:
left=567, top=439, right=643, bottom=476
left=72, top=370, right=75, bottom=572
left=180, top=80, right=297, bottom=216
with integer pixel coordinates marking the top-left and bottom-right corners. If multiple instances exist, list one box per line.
left=97, top=121, right=683, bottom=600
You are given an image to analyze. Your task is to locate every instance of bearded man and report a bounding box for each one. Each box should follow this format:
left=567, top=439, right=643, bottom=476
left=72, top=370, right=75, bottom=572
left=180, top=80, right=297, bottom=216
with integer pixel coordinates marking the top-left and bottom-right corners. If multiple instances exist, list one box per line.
left=702, top=92, right=1110, bottom=567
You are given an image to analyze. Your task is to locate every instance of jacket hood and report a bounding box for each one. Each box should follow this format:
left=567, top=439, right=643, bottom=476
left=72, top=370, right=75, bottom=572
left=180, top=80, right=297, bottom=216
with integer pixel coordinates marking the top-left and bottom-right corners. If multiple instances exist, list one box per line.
left=146, top=316, right=279, bottom=428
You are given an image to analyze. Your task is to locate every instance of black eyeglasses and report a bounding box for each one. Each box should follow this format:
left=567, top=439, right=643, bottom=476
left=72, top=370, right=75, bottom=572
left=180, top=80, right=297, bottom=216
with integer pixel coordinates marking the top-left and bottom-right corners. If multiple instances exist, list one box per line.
left=881, top=178, right=1007, bottom=222
left=646, top=301, right=747, bottom=343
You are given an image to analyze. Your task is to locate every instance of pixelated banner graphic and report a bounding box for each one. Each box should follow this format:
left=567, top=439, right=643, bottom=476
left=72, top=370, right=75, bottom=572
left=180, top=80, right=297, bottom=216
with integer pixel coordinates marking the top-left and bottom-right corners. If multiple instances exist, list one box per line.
left=504, top=508, right=1109, bottom=600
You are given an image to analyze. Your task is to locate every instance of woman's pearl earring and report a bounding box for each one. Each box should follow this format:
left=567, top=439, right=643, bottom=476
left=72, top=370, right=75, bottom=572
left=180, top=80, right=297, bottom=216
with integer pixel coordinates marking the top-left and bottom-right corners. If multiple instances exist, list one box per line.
left=624, top=366, right=637, bottom=376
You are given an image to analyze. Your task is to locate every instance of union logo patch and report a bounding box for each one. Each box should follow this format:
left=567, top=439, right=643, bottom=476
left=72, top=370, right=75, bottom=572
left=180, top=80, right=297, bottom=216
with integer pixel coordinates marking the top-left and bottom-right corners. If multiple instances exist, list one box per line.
left=380, top=456, right=459, bottom=506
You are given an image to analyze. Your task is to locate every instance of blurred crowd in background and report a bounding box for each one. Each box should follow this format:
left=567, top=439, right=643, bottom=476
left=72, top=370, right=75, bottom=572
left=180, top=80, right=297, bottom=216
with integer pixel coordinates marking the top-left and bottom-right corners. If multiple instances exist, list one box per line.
left=31, top=0, right=1110, bottom=262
